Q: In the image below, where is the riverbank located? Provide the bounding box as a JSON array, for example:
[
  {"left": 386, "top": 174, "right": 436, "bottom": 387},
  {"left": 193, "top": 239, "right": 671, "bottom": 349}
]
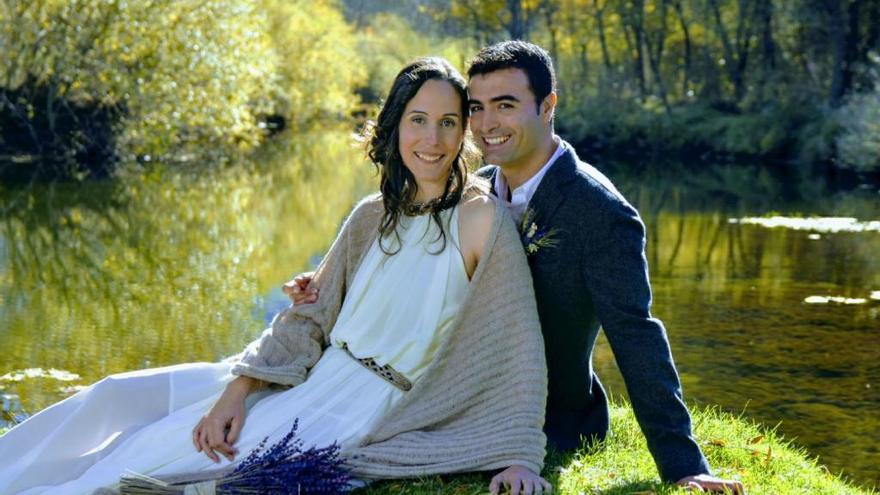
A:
[
  {"left": 0, "top": 402, "right": 872, "bottom": 493},
  {"left": 360, "top": 403, "right": 875, "bottom": 495}
]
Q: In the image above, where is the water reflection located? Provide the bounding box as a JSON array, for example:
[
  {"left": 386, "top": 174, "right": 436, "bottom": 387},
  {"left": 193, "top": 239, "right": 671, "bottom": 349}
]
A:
[
  {"left": 593, "top": 164, "right": 880, "bottom": 488},
  {"left": 0, "top": 126, "right": 372, "bottom": 420}
]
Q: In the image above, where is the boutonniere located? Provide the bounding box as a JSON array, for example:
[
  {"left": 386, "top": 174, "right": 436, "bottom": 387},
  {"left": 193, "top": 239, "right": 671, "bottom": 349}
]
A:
[{"left": 519, "top": 208, "right": 559, "bottom": 256}]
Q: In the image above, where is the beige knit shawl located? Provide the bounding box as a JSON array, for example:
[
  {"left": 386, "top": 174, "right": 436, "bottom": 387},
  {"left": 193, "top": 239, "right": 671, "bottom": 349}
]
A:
[{"left": 143, "top": 194, "right": 543, "bottom": 491}]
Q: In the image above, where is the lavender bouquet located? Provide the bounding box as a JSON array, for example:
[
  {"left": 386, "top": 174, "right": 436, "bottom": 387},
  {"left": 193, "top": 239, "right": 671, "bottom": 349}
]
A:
[{"left": 120, "top": 419, "right": 351, "bottom": 495}]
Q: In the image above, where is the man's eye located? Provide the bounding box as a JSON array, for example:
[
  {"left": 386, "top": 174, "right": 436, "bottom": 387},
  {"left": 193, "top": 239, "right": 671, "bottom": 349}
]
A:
[
  {"left": 469, "top": 105, "right": 482, "bottom": 113},
  {"left": 499, "top": 103, "right": 514, "bottom": 109}
]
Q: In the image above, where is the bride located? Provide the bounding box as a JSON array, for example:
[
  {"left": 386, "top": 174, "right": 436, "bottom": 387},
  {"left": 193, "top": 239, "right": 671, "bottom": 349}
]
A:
[{"left": 0, "top": 57, "right": 551, "bottom": 495}]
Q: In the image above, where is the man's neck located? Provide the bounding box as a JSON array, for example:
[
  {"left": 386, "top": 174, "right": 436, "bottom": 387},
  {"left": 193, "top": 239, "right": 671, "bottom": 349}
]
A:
[{"left": 501, "top": 134, "right": 559, "bottom": 191}]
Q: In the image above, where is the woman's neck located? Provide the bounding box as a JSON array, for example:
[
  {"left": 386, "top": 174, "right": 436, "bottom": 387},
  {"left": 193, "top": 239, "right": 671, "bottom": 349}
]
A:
[{"left": 413, "top": 180, "right": 446, "bottom": 203}]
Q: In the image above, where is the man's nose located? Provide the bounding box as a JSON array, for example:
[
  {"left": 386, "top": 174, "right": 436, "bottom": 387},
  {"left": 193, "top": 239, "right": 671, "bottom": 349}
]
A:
[{"left": 479, "top": 109, "right": 499, "bottom": 134}]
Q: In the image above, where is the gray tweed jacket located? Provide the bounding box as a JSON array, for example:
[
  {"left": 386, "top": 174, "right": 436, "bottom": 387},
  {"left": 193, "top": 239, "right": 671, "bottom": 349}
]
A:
[{"left": 478, "top": 139, "right": 711, "bottom": 482}]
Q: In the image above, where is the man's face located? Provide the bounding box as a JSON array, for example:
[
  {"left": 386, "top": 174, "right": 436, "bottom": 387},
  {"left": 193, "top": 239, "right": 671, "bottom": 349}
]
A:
[{"left": 468, "top": 68, "right": 552, "bottom": 170}]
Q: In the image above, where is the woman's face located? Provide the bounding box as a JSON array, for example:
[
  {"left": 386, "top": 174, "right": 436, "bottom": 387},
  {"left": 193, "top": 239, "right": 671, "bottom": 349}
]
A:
[{"left": 397, "top": 79, "right": 464, "bottom": 193}]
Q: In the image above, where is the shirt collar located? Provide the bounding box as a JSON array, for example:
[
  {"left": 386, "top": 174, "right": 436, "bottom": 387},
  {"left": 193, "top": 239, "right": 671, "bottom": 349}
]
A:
[{"left": 493, "top": 137, "right": 565, "bottom": 222}]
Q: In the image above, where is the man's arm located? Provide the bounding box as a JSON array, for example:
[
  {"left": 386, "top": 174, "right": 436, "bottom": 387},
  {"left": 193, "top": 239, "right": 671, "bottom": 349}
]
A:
[{"left": 580, "top": 197, "right": 711, "bottom": 483}]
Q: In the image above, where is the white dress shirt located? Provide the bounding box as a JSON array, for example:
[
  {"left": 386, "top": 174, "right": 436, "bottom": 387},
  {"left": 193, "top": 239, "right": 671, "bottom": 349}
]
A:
[{"left": 493, "top": 137, "right": 565, "bottom": 223}]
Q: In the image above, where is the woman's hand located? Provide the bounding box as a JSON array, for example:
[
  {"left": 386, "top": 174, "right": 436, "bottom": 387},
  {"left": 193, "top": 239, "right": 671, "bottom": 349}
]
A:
[
  {"left": 192, "top": 376, "right": 261, "bottom": 462},
  {"left": 489, "top": 465, "right": 552, "bottom": 495}
]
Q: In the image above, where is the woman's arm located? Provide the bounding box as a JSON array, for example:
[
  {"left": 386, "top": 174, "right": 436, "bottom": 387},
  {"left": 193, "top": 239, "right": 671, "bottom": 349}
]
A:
[{"left": 192, "top": 376, "right": 266, "bottom": 463}]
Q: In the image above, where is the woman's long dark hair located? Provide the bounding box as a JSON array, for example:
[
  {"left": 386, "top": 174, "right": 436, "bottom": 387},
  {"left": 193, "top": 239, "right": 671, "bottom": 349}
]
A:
[{"left": 365, "top": 57, "right": 476, "bottom": 255}]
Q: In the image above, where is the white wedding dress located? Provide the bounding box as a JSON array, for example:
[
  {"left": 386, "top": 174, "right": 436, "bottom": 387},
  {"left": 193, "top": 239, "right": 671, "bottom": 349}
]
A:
[{"left": 0, "top": 208, "right": 468, "bottom": 495}]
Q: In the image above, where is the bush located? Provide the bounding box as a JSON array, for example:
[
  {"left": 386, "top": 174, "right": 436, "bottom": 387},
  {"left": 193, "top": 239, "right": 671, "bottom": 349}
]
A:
[
  {"left": 263, "top": 0, "right": 366, "bottom": 132},
  {"left": 354, "top": 13, "right": 475, "bottom": 105},
  {"left": 0, "top": 0, "right": 366, "bottom": 179},
  {"left": 836, "top": 86, "right": 880, "bottom": 173},
  {"left": 0, "top": 0, "right": 278, "bottom": 169}
]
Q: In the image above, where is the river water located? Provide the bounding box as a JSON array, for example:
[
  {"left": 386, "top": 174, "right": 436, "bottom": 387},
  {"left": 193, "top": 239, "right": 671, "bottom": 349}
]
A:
[{"left": 1, "top": 134, "right": 878, "bottom": 488}]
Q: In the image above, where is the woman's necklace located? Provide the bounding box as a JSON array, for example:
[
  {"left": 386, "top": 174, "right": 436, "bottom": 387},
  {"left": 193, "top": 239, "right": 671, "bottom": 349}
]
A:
[{"left": 403, "top": 195, "right": 456, "bottom": 216}]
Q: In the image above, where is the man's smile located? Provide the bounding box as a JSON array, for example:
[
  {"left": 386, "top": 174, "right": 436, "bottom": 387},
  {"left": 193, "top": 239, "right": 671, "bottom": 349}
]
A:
[{"left": 482, "top": 135, "right": 511, "bottom": 146}]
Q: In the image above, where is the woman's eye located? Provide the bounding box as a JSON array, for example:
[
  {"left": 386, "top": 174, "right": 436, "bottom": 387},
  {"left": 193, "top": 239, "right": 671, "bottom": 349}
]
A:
[
  {"left": 442, "top": 119, "right": 457, "bottom": 128},
  {"left": 411, "top": 116, "right": 425, "bottom": 124}
]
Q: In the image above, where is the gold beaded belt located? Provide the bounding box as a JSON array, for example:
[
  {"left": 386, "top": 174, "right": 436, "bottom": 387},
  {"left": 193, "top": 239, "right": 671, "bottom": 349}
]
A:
[{"left": 341, "top": 343, "right": 412, "bottom": 392}]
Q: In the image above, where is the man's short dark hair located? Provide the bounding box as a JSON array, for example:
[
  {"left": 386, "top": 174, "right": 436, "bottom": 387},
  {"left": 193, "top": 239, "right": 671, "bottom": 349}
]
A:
[{"left": 467, "top": 40, "right": 556, "bottom": 110}]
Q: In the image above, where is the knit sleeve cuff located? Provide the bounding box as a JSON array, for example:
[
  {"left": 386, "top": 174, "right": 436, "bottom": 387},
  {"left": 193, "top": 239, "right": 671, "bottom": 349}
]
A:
[{"left": 229, "top": 362, "right": 306, "bottom": 388}]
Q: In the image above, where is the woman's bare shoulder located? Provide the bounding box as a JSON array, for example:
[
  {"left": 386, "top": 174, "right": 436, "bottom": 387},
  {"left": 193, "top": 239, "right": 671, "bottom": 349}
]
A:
[
  {"left": 460, "top": 190, "right": 496, "bottom": 228},
  {"left": 458, "top": 190, "right": 497, "bottom": 265}
]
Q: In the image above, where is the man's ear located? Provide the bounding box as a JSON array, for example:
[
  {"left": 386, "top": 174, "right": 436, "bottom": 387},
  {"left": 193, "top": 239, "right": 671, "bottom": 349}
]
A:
[{"left": 541, "top": 92, "right": 557, "bottom": 124}]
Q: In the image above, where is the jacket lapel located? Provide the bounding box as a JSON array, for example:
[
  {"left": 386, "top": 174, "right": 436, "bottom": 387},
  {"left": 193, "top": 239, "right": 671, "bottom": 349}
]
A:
[{"left": 527, "top": 143, "right": 578, "bottom": 223}]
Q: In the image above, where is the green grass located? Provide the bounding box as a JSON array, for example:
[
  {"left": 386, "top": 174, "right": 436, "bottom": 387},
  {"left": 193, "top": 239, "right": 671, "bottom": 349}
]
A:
[
  {"left": 357, "top": 403, "right": 874, "bottom": 495},
  {"left": 1, "top": 405, "right": 871, "bottom": 494}
]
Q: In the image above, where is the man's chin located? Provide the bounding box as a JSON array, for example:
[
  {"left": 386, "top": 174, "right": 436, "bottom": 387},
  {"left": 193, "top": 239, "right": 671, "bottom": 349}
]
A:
[{"left": 481, "top": 152, "right": 507, "bottom": 167}]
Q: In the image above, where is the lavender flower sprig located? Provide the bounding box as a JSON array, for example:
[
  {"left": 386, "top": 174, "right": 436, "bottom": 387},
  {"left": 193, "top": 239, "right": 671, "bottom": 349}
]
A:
[
  {"left": 120, "top": 419, "right": 351, "bottom": 494},
  {"left": 519, "top": 208, "right": 559, "bottom": 256}
]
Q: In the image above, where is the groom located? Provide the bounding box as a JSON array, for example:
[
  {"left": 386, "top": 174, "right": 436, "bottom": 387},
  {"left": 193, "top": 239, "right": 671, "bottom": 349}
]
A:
[{"left": 289, "top": 41, "right": 744, "bottom": 494}]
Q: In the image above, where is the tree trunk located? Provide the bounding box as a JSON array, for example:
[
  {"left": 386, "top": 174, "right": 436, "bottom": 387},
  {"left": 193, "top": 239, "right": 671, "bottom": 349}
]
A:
[
  {"left": 507, "top": 0, "right": 526, "bottom": 39},
  {"left": 620, "top": 0, "right": 647, "bottom": 99},
  {"left": 542, "top": 1, "right": 559, "bottom": 63},
  {"left": 673, "top": 0, "right": 692, "bottom": 96},
  {"left": 593, "top": 0, "right": 612, "bottom": 71},
  {"left": 756, "top": 0, "right": 777, "bottom": 69},
  {"left": 828, "top": 0, "right": 848, "bottom": 106},
  {"left": 645, "top": 0, "right": 672, "bottom": 112},
  {"left": 707, "top": 0, "right": 753, "bottom": 102}
]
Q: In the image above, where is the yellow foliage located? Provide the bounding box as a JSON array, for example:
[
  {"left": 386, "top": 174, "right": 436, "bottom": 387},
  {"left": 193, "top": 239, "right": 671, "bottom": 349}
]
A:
[
  {"left": 0, "top": 0, "right": 368, "bottom": 165},
  {"left": 355, "top": 13, "right": 475, "bottom": 105},
  {"left": 262, "top": 0, "right": 366, "bottom": 132}
]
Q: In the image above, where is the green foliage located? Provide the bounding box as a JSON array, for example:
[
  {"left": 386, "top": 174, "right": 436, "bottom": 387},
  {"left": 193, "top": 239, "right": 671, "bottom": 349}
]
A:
[
  {"left": 836, "top": 87, "right": 880, "bottom": 173},
  {"left": 358, "top": 403, "right": 874, "bottom": 495}
]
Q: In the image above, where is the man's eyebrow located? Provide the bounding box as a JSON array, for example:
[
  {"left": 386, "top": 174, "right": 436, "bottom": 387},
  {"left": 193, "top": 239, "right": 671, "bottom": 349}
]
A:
[
  {"left": 468, "top": 95, "right": 520, "bottom": 105},
  {"left": 493, "top": 95, "right": 521, "bottom": 103}
]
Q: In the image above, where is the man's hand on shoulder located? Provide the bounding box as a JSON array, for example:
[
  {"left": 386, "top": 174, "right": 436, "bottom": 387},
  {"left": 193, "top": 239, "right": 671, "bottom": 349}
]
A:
[
  {"left": 677, "top": 474, "right": 745, "bottom": 494},
  {"left": 282, "top": 271, "right": 317, "bottom": 305}
]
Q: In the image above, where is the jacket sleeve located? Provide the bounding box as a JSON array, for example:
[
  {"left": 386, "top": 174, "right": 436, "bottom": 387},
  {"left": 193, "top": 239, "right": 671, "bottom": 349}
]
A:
[
  {"left": 229, "top": 206, "right": 358, "bottom": 387},
  {"left": 581, "top": 197, "right": 711, "bottom": 482}
]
